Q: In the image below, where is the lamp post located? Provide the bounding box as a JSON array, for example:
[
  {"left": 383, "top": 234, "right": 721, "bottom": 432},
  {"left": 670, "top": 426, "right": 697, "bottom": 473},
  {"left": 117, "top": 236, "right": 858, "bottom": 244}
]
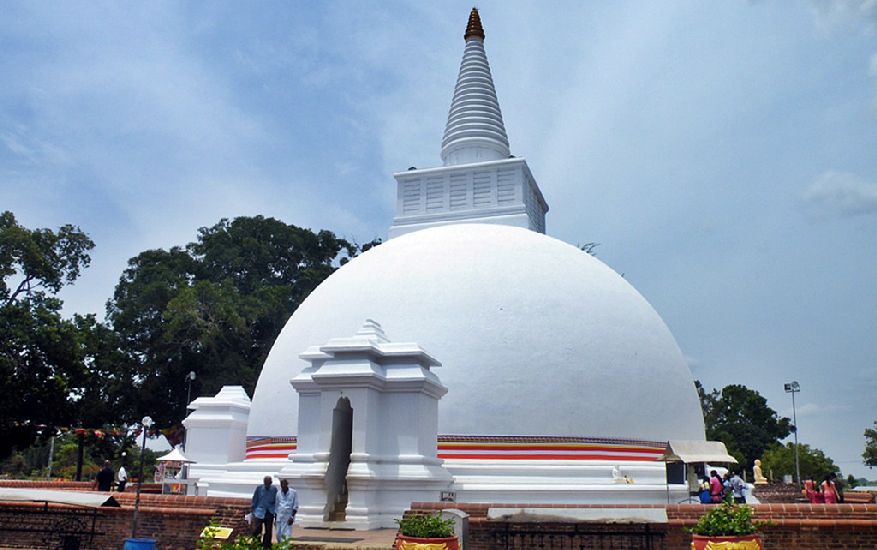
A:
[
  {"left": 182, "top": 371, "right": 196, "bottom": 484},
  {"left": 46, "top": 429, "right": 57, "bottom": 479},
  {"left": 185, "top": 371, "right": 196, "bottom": 414},
  {"left": 784, "top": 381, "right": 801, "bottom": 487},
  {"left": 131, "top": 416, "right": 153, "bottom": 539}
]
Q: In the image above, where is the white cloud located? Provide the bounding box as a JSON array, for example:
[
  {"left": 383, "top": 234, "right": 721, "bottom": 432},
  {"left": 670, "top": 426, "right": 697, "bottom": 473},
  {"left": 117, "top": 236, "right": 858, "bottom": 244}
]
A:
[
  {"left": 811, "top": 0, "right": 877, "bottom": 28},
  {"left": 781, "top": 402, "right": 852, "bottom": 418},
  {"left": 802, "top": 171, "right": 877, "bottom": 217}
]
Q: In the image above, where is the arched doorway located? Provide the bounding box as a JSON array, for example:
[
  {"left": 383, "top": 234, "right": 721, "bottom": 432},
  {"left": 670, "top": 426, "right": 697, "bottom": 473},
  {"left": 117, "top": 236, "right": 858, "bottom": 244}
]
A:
[{"left": 324, "top": 396, "right": 352, "bottom": 521}]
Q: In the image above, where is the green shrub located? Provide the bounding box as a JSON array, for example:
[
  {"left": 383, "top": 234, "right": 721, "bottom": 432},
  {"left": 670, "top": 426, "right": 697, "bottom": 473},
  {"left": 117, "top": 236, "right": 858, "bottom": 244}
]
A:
[
  {"left": 396, "top": 512, "right": 455, "bottom": 538},
  {"left": 691, "top": 500, "right": 760, "bottom": 536},
  {"left": 197, "top": 519, "right": 291, "bottom": 550}
]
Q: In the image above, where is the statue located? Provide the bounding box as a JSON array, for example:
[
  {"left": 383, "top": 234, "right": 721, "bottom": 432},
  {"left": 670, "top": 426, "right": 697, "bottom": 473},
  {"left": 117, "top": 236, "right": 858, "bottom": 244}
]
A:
[
  {"left": 753, "top": 459, "right": 768, "bottom": 485},
  {"left": 612, "top": 465, "right": 625, "bottom": 483}
]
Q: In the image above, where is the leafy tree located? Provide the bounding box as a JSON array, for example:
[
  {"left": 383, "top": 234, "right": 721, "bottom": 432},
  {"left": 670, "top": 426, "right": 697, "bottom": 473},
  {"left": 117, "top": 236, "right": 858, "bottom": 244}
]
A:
[
  {"left": 107, "top": 216, "right": 366, "bottom": 433},
  {"left": 0, "top": 211, "right": 99, "bottom": 460},
  {"left": 865, "top": 420, "right": 877, "bottom": 468},
  {"left": 0, "top": 211, "right": 95, "bottom": 307},
  {"left": 760, "top": 442, "right": 838, "bottom": 482},
  {"left": 695, "top": 381, "right": 792, "bottom": 469}
]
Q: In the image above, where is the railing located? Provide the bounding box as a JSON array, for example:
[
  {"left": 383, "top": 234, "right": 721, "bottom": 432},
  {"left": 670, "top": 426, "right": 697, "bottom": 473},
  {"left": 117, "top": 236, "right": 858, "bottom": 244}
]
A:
[
  {"left": 490, "top": 522, "right": 665, "bottom": 550},
  {"left": 0, "top": 504, "right": 100, "bottom": 550}
]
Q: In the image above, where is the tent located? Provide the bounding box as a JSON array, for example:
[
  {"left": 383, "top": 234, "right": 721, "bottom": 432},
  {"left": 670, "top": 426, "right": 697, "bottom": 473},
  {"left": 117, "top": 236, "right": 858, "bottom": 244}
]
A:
[
  {"left": 156, "top": 447, "right": 194, "bottom": 463},
  {"left": 662, "top": 440, "right": 738, "bottom": 464},
  {"left": 662, "top": 440, "right": 738, "bottom": 503}
]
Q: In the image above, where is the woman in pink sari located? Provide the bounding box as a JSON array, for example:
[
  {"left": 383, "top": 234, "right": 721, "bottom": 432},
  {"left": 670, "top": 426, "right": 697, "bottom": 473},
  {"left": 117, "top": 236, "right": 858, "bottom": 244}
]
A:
[
  {"left": 821, "top": 474, "right": 838, "bottom": 503},
  {"left": 709, "top": 470, "right": 724, "bottom": 503},
  {"left": 804, "top": 478, "right": 823, "bottom": 503}
]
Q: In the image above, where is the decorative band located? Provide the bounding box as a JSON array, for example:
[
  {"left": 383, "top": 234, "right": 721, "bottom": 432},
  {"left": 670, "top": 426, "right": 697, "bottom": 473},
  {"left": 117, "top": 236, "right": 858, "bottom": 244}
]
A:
[{"left": 243, "top": 435, "right": 666, "bottom": 462}]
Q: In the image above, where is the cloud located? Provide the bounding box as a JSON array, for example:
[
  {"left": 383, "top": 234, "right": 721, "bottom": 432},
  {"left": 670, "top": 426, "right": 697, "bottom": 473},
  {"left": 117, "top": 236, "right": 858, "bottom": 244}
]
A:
[
  {"left": 782, "top": 402, "right": 852, "bottom": 418},
  {"left": 802, "top": 171, "right": 877, "bottom": 217},
  {"left": 810, "top": 0, "right": 877, "bottom": 28}
]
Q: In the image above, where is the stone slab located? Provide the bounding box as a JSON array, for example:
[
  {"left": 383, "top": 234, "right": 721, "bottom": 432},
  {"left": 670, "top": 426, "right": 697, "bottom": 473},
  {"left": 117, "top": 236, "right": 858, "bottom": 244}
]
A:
[{"left": 487, "top": 507, "right": 668, "bottom": 524}]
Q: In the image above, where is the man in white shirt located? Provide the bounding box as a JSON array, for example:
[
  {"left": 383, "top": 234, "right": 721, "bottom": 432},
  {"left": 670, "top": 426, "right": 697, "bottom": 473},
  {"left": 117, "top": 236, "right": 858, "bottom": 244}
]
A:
[
  {"left": 729, "top": 471, "right": 746, "bottom": 504},
  {"left": 117, "top": 464, "right": 128, "bottom": 492},
  {"left": 275, "top": 479, "right": 299, "bottom": 542}
]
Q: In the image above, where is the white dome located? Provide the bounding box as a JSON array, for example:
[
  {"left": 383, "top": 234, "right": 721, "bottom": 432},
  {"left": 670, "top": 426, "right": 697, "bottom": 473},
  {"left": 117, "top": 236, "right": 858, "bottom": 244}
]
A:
[{"left": 248, "top": 224, "right": 705, "bottom": 442}]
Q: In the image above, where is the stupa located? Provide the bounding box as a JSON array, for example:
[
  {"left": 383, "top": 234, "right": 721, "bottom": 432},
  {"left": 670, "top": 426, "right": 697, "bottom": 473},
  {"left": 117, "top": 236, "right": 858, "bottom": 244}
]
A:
[{"left": 184, "top": 8, "right": 706, "bottom": 528}]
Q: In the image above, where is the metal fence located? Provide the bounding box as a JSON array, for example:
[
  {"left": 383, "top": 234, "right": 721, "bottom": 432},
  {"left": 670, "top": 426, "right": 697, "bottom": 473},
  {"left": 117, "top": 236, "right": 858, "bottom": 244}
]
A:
[
  {"left": 0, "top": 504, "right": 100, "bottom": 550},
  {"left": 489, "top": 522, "right": 666, "bottom": 550}
]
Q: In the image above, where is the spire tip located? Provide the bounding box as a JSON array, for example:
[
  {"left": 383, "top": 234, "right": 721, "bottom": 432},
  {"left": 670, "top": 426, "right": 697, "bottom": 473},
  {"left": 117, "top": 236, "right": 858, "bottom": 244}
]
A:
[{"left": 464, "top": 7, "right": 484, "bottom": 40}]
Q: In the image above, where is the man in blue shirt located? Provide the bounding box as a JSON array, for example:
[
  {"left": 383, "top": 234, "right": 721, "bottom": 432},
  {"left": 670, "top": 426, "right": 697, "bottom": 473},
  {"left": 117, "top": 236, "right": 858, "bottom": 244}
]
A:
[{"left": 251, "top": 476, "right": 278, "bottom": 548}]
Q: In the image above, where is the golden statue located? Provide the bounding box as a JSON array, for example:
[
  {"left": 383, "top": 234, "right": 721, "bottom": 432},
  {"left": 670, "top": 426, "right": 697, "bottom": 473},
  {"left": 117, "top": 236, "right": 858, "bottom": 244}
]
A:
[{"left": 753, "top": 459, "right": 768, "bottom": 485}]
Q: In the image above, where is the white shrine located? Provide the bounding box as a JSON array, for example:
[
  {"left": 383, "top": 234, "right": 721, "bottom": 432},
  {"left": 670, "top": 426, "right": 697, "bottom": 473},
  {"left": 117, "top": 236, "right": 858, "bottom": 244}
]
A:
[{"left": 184, "top": 8, "right": 709, "bottom": 529}]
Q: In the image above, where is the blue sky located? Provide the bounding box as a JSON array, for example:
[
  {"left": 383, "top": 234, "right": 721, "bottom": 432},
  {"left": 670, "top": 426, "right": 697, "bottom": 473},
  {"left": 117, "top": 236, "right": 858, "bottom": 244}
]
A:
[{"left": 2, "top": 1, "right": 876, "bottom": 478}]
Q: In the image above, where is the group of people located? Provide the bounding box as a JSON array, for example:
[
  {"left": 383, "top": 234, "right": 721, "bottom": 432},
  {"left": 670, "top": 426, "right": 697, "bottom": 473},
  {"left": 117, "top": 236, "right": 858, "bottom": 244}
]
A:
[
  {"left": 804, "top": 473, "right": 844, "bottom": 503},
  {"left": 92, "top": 460, "right": 128, "bottom": 492},
  {"left": 701, "top": 469, "right": 747, "bottom": 504},
  {"left": 250, "top": 476, "right": 299, "bottom": 548}
]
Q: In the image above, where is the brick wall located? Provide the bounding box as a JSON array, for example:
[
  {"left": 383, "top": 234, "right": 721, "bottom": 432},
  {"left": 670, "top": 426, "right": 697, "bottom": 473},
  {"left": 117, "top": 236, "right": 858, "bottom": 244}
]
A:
[
  {"left": 0, "top": 479, "right": 163, "bottom": 493},
  {"left": 410, "top": 502, "right": 877, "bottom": 550},
  {"left": 750, "top": 482, "right": 803, "bottom": 503},
  {"left": 0, "top": 482, "right": 251, "bottom": 549}
]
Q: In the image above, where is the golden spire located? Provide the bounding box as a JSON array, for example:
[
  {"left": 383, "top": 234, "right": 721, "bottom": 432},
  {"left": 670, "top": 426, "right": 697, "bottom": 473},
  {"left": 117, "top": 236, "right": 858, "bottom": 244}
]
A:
[{"left": 464, "top": 7, "right": 485, "bottom": 40}]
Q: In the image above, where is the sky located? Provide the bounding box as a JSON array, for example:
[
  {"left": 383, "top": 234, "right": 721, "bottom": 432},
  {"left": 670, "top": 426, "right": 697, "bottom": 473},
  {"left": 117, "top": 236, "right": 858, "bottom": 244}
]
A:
[{"left": 1, "top": 1, "right": 875, "bottom": 479}]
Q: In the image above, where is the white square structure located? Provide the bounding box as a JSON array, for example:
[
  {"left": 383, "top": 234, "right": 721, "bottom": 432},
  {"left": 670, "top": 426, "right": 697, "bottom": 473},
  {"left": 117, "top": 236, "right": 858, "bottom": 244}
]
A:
[{"left": 278, "top": 320, "right": 453, "bottom": 529}]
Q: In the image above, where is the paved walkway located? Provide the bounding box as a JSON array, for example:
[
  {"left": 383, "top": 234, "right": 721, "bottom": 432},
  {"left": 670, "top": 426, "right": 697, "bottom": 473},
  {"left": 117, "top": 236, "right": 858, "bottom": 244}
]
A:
[{"left": 289, "top": 526, "right": 397, "bottom": 549}]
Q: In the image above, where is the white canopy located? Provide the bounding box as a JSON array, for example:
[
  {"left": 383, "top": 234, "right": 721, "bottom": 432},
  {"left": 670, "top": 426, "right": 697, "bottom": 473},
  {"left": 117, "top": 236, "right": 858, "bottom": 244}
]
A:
[
  {"left": 662, "top": 440, "right": 738, "bottom": 464},
  {"left": 157, "top": 447, "right": 195, "bottom": 463},
  {"left": 0, "top": 488, "right": 119, "bottom": 508}
]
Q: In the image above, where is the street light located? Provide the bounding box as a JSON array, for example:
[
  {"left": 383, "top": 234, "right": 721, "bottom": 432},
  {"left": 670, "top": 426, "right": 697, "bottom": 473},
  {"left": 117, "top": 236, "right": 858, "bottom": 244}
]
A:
[
  {"left": 131, "top": 416, "right": 153, "bottom": 539},
  {"left": 784, "top": 381, "right": 801, "bottom": 488},
  {"left": 185, "top": 371, "right": 196, "bottom": 410},
  {"left": 35, "top": 427, "right": 59, "bottom": 479},
  {"left": 182, "top": 371, "right": 196, "bottom": 454}
]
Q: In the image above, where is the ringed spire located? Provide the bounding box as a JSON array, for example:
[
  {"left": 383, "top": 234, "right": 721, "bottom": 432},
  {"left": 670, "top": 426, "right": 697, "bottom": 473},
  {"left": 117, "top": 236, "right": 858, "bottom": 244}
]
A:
[
  {"left": 464, "top": 6, "right": 485, "bottom": 40},
  {"left": 441, "top": 7, "right": 510, "bottom": 166}
]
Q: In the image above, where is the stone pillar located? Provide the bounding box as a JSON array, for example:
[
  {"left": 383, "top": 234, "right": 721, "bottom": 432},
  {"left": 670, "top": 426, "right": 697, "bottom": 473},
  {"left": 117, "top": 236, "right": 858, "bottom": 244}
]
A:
[
  {"left": 279, "top": 320, "right": 453, "bottom": 529},
  {"left": 183, "top": 386, "right": 251, "bottom": 479}
]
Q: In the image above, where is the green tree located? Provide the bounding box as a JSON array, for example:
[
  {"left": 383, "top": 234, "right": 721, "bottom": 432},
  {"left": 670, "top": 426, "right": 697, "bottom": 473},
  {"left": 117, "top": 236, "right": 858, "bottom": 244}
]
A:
[
  {"left": 695, "top": 381, "right": 792, "bottom": 469},
  {"left": 865, "top": 420, "right": 877, "bottom": 468},
  {"left": 760, "top": 442, "right": 838, "bottom": 482},
  {"left": 107, "top": 216, "right": 364, "bottom": 433},
  {"left": 0, "top": 211, "right": 100, "bottom": 460},
  {"left": 0, "top": 211, "right": 95, "bottom": 307}
]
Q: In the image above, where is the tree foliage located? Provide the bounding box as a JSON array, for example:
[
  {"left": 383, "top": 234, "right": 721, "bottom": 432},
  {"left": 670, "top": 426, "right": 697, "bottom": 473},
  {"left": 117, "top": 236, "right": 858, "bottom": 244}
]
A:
[
  {"left": 0, "top": 211, "right": 376, "bottom": 464},
  {"left": 107, "top": 216, "right": 362, "bottom": 432},
  {"left": 865, "top": 420, "right": 877, "bottom": 468},
  {"left": 0, "top": 211, "right": 95, "bottom": 307},
  {"left": 760, "top": 442, "right": 838, "bottom": 482},
  {"left": 0, "top": 211, "right": 120, "bottom": 459},
  {"left": 696, "top": 381, "right": 792, "bottom": 469}
]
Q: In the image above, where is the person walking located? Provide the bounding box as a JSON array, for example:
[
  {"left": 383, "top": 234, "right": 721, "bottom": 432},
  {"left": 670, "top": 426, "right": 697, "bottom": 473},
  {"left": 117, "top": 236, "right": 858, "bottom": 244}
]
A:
[
  {"left": 821, "top": 474, "right": 838, "bottom": 504},
  {"left": 275, "top": 479, "right": 299, "bottom": 542},
  {"left": 709, "top": 470, "right": 724, "bottom": 503},
  {"left": 729, "top": 470, "right": 746, "bottom": 504},
  {"left": 804, "top": 478, "right": 824, "bottom": 503},
  {"left": 93, "top": 461, "right": 114, "bottom": 492},
  {"left": 830, "top": 472, "right": 845, "bottom": 503},
  {"left": 251, "top": 476, "right": 278, "bottom": 548},
  {"left": 117, "top": 463, "right": 128, "bottom": 492}
]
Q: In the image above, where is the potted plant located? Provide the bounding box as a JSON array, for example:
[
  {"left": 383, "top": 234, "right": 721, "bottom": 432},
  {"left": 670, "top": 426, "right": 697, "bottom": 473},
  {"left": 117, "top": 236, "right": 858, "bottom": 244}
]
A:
[
  {"left": 395, "top": 512, "right": 458, "bottom": 550},
  {"left": 690, "top": 499, "right": 764, "bottom": 550}
]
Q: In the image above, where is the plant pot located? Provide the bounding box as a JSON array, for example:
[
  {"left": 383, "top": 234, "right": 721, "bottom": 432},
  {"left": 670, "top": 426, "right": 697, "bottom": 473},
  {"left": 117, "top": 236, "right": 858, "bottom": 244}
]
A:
[
  {"left": 396, "top": 535, "right": 459, "bottom": 550},
  {"left": 691, "top": 534, "right": 763, "bottom": 550}
]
